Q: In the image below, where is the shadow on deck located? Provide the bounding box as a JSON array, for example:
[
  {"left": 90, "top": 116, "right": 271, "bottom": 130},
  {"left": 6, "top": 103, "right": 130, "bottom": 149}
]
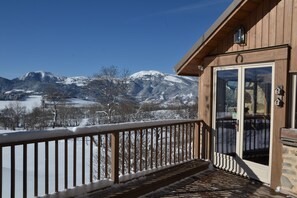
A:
[
  {"left": 47, "top": 160, "right": 287, "bottom": 198},
  {"left": 48, "top": 159, "right": 209, "bottom": 198}
]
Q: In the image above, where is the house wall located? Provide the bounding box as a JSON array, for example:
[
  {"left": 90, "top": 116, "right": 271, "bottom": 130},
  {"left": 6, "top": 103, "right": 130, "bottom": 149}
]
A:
[
  {"left": 202, "top": 47, "right": 289, "bottom": 189},
  {"left": 199, "top": 0, "right": 296, "bottom": 190},
  {"left": 210, "top": 0, "right": 297, "bottom": 72}
]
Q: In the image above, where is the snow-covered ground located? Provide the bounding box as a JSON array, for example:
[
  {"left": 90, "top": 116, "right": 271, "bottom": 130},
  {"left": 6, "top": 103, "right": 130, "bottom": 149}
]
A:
[
  {"left": 0, "top": 95, "right": 42, "bottom": 112},
  {"left": 66, "top": 98, "right": 97, "bottom": 107},
  {"left": 0, "top": 96, "right": 97, "bottom": 112}
]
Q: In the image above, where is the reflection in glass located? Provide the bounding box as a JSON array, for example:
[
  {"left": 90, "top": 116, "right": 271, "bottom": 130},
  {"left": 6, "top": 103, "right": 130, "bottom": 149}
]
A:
[
  {"left": 242, "top": 67, "right": 272, "bottom": 165},
  {"left": 215, "top": 70, "right": 238, "bottom": 156}
]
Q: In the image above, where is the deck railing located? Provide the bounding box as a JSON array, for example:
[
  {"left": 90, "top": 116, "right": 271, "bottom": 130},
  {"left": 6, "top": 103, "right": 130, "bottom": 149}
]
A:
[{"left": 0, "top": 119, "right": 209, "bottom": 198}]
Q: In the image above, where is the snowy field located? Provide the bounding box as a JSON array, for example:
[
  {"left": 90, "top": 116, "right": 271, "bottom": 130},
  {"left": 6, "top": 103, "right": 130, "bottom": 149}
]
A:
[
  {"left": 0, "top": 95, "right": 97, "bottom": 111},
  {"left": 0, "top": 95, "right": 42, "bottom": 111}
]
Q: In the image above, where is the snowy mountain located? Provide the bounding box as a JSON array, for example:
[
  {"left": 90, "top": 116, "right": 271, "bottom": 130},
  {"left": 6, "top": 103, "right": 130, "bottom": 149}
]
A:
[
  {"left": 19, "top": 71, "right": 63, "bottom": 82},
  {"left": 129, "top": 71, "right": 197, "bottom": 105},
  {"left": 62, "top": 76, "right": 90, "bottom": 87},
  {"left": 130, "top": 70, "right": 165, "bottom": 79},
  {"left": 0, "top": 70, "right": 198, "bottom": 105}
]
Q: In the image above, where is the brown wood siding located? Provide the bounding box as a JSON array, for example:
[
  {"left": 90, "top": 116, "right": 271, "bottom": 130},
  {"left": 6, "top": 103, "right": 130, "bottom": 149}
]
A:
[
  {"left": 204, "top": 46, "right": 289, "bottom": 68},
  {"left": 198, "top": 66, "right": 212, "bottom": 126},
  {"left": 269, "top": 0, "right": 277, "bottom": 46},
  {"left": 291, "top": 0, "right": 297, "bottom": 71},
  {"left": 210, "top": 0, "right": 297, "bottom": 72},
  {"left": 271, "top": 59, "right": 289, "bottom": 188}
]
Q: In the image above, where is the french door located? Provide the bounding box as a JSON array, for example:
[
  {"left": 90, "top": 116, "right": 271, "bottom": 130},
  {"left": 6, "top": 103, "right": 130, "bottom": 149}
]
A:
[{"left": 212, "top": 63, "right": 274, "bottom": 184}]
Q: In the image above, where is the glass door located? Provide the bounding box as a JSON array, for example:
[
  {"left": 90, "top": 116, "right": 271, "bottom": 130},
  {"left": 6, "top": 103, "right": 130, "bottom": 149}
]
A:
[
  {"left": 214, "top": 69, "right": 238, "bottom": 156},
  {"left": 239, "top": 66, "right": 273, "bottom": 183},
  {"left": 213, "top": 64, "right": 273, "bottom": 184}
]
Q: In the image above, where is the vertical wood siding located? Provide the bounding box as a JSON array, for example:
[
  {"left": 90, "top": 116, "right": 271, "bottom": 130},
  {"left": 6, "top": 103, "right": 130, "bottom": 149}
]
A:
[{"left": 210, "top": 0, "right": 297, "bottom": 71}]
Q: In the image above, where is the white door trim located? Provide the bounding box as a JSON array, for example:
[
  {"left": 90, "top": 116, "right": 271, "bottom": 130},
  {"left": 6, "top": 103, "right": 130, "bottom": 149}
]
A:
[{"left": 212, "top": 62, "right": 274, "bottom": 184}]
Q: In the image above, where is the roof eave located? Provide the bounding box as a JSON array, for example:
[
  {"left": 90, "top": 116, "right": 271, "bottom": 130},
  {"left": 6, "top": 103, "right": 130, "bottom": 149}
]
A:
[{"left": 174, "top": 0, "right": 245, "bottom": 76}]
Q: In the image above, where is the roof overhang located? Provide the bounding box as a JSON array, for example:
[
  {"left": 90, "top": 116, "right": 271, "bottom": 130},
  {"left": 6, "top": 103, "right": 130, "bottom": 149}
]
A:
[{"left": 174, "top": 0, "right": 260, "bottom": 76}]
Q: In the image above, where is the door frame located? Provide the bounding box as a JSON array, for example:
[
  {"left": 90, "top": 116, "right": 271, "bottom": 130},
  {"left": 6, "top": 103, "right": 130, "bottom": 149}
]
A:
[{"left": 212, "top": 62, "right": 275, "bottom": 184}]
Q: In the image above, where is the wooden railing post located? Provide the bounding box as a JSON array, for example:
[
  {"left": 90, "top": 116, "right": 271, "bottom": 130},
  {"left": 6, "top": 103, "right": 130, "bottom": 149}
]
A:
[
  {"left": 194, "top": 121, "right": 200, "bottom": 159},
  {"left": 201, "top": 122, "right": 206, "bottom": 159},
  {"left": 111, "top": 132, "right": 119, "bottom": 183},
  {"left": 207, "top": 127, "right": 212, "bottom": 160}
]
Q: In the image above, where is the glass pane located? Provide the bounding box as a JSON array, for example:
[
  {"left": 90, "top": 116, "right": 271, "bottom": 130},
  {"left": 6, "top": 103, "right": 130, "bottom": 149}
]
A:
[
  {"left": 243, "top": 67, "right": 272, "bottom": 165},
  {"left": 215, "top": 70, "right": 238, "bottom": 156}
]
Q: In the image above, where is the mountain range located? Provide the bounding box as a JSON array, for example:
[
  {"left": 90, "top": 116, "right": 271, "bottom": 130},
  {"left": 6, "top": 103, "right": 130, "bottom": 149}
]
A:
[{"left": 0, "top": 71, "right": 198, "bottom": 106}]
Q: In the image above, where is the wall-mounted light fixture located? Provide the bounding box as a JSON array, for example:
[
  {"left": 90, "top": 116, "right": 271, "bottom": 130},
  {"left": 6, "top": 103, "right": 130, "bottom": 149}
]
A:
[{"left": 234, "top": 26, "right": 245, "bottom": 45}]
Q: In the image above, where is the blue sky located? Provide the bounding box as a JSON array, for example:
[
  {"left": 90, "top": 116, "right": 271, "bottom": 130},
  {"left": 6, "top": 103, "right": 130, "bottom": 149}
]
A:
[{"left": 0, "top": 0, "right": 233, "bottom": 79}]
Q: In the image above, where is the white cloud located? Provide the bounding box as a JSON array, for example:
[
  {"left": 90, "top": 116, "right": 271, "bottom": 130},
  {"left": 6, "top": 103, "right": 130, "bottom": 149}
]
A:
[{"left": 153, "top": 0, "right": 231, "bottom": 16}]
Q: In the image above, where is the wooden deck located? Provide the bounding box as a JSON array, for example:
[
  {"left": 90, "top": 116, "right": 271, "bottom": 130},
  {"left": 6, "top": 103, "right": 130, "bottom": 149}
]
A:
[
  {"left": 49, "top": 160, "right": 210, "bottom": 198},
  {"left": 146, "top": 169, "right": 287, "bottom": 198},
  {"left": 49, "top": 160, "right": 288, "bottom": 198}
]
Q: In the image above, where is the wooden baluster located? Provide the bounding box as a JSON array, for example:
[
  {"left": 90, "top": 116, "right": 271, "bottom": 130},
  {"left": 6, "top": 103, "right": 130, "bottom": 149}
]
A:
[
  {"left": 150, "top": 128, "right": 153, "bottom": 169},
  {"left": 134, "top": 130, "right": 137, "bottom": 173},
  {"left": 185, "top": 123, "right": 188, "bottom": 160},
  {"left": 169, "top": 125, "right": 172, "bottom": 164},
  {"left": 0, "top": 147, "right": 2, "bottom": 198},
  {"left": 160, "top": 127, "right": 163, "bottom": 166},
  {"left": 82, "top": 137, "right": 85, "bottom": 184},
  {"left": 177, "top": 125, "right": 180, "bottom": 162},
  {"left": 23, "top": 144, "right": 27, "bottom": 198},
  {"left": 34, "top": 143, "right": 38, "bottom": 196},
  {"left": 179, "top": 124, "right": 185, "bottom": 161},
  {"left": 140, "top": 129, "right": 143, "bottom": 171},
  {"left": 73, "top": 137, "right": 77, "bottom": 187},
  {"left": 105, "top": 134, "right": 108, "bottom": 178},
  {"left": 128, "top": 131, "right": 131, "bottom": 173},
  {"left": 65, "top": 139, "right": 68, "bottom": 189},
  {"left": 189, "top": 123, "right": 192, "bottom": 159},
  {"left": 55, "top": 140, "right": 59, "bottom": 192},
  {"left": 11, "top": 145, "right": 15, "bottom": 198},
  {"left": 45, "top": 141, "right": 49, "bottom": 194},
  {"left": 90, "top": 136, "right": 93, "bottom": 183},
  {"left": 121, "top": 132, "right": 125, "bottom": 175},
  {"left": 155, "top": 127, "right": 158, "bottom": 168},
  {"left": 165, "top": 126, "right": 168, "bottom": 165},
  {"left": 145, "top": 129, "right": 148, "bottom": 170},
  {"left": 173, "top": 126, "right": 176, "bottom": 163},
  {"left": 97, "top": 135, "right": 101, "bottom": 180}
]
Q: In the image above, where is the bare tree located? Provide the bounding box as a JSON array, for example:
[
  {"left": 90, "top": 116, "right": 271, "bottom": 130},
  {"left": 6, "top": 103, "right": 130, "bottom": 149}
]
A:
[
  {"left": 88, "top": 66, "right": 130, "bottom": 123},
  {"left": 0, "top": 102, "right": 26, "bottom": 130},
  {"left": 25, "top": 107, "right": 51, "bottom": 130},
  {"left": 43, "top": 85, "right": 68, "bottom": 128}
]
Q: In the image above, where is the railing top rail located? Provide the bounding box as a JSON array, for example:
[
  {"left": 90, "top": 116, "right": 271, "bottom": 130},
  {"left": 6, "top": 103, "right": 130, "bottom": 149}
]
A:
[{"left": 0, "top": 119, "right": 201, "bottom": 146}]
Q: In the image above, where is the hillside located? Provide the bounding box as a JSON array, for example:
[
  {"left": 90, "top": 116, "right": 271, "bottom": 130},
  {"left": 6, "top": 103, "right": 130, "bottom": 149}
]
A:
[{"left": 0, "top": 71, "right": 198, "bottom": 106}]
